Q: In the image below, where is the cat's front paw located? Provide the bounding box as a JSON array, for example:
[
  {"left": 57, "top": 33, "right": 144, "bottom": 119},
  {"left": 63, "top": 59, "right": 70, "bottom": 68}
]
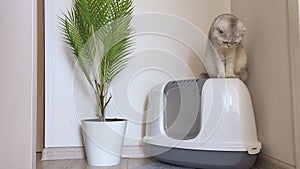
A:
[
  {"left": 217, "top": 72, "right": 226, "bottom": 78},
  {"left": 226, "top": 73, "right": 237, "bottom": 78}
]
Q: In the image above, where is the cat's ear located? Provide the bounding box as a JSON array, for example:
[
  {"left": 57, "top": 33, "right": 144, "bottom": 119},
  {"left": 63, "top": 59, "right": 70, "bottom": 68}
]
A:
[
  {"left": 238, "top": 22, "right": 247, "bottom": 34},
  {"left": 218, "top": 25, "right": 227, "bottom": 34},
  {"left": 218, "top": 27, "right": 224, "bottom": 34},
  {"left": 240, "top": 25, "right": 247, "bottom": 33}
]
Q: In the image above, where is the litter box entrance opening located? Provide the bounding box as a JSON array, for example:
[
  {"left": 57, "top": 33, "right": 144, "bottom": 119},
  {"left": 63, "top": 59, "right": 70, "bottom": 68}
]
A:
[{"left": 163, "top": 79, "right": 206, "bottom": 140}]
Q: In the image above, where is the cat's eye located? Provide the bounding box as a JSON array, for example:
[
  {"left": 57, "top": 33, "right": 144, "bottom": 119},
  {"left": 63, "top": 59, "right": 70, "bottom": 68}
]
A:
[
  {"left": 223, "top": 41, "right": 228, "bottom": 44},
  {"left": 219, "top": 30, "right": 224, "bottom": 34}
]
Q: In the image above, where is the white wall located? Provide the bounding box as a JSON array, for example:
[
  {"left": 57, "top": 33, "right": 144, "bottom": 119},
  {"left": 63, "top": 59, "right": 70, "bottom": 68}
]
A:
[
  {"left": 231, "top": 0, "right": 296, "bottom": 165},
  {"left": 45, "top": 0, "right": 230, "bottom": 148},
  {"left": 0, "top": 0, "right": 36, "bottom": 169},
  {"left": 133, "top": 0, "right": 231, "bottom": 34}
]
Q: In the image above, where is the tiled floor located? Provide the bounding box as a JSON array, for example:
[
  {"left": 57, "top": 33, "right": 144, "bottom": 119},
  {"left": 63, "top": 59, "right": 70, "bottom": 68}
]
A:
[
  {"left": 37, "top": 153, "right": 259, "bottom": 169},
  {"left": 36, "top": 153, "right": 157, "bottom": 169}
]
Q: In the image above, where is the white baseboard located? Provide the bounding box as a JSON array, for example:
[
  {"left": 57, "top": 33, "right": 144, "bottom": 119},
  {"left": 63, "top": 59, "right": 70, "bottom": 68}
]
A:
[
  {"left": 41, "top": 145, "right": 150, "bottom": 161},
  {"left": 255, "top": 153, "right": 296, "bottom": 169},
  {"left": 122, "top": 145, "right": 151, "bottom": 158},
  {"left": 42, "top": 147, "right": 85, "bottom": 160}
]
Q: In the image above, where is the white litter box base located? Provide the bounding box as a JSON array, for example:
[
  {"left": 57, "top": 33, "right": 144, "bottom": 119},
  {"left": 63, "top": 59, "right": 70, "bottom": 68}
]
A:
[{"left": 146, "top": 144, "right": 257, "bottom": 169}]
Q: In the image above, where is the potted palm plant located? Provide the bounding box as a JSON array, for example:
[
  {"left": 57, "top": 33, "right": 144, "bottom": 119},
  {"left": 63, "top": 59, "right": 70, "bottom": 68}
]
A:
[{"left": 59, "top": 0, "right": 134, "bottom": 166}]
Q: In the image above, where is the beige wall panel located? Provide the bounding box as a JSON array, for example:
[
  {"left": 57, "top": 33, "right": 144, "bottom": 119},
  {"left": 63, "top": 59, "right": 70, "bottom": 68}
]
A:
[{"left": 231, "top": 0, "right": 296, "bottom": 165}]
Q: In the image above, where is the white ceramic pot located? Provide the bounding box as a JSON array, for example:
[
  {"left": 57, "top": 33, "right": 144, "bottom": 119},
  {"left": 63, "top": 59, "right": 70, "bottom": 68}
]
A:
[{"left": 81, "top": 119, "right": 127, "bottom": 166}]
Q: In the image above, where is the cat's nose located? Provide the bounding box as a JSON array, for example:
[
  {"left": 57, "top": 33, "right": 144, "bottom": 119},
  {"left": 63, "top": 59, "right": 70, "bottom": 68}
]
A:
[{"left": 227, "top": 44, "right": 232, "bottom": 47}]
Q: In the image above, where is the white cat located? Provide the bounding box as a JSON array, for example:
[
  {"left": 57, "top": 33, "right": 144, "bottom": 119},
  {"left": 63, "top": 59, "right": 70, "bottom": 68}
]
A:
[{"left": 203, "top": 14, "right": 248, "bottom": 82}]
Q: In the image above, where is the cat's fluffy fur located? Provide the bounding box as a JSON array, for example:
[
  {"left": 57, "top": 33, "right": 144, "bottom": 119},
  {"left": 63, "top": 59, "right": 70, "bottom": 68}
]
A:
[{"left": 204, "top": 14, "right": 248, "bottom": 82}]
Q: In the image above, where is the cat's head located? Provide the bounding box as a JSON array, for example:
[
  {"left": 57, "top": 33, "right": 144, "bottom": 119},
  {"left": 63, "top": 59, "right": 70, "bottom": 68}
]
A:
[{"left": 210, "top": 14, "right": 247, "bottom": 48}]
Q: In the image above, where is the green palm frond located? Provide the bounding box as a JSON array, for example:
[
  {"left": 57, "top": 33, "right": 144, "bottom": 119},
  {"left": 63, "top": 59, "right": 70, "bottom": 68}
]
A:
[
  {"left": 60, "top": 0, "right": 134, "bottom": 120},
  {"left": 96, "top": 15, "right": 134, "bottom": 84},
  {"left": 90, "top": 0, "right": 111, "bottom": 30}
]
